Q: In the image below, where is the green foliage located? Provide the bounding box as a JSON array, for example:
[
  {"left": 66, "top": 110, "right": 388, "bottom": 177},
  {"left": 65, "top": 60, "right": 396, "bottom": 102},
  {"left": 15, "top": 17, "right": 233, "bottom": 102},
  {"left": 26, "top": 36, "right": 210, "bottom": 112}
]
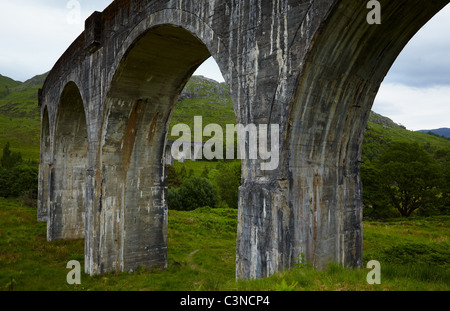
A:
[
  {"left": 361, "top": 162, "right": 395, "bottom": 219},
  {"left": 169, "top": 160, "right": 241, "bottom": 210},
  {"left": 1, "top": 71, "right": 449, "bottom": 218},
  {"left": 275, "top": 279, "right": 298, "bottom": 291},
  {"left": 362, "top": 142, "right": 448, "bottom": 218},
  {"left": 166, "top": 165, "right": 182, "bottom": 188},
  {"left": 293, "top": 253, "right": 312, "bottom": 269},
  {"left": 211, "top": 161, "right": 241, "bottom": 209},
  {"left": 168, "top": 188, "right": 183, "bottom": 210},
  {"left": 1, "top": 142, "right": 22, "bottom": 169},
  {"left": 0, "top": 142, "right": 38, "bottom": 202},
  {"left": 382, "top": 143, "right": 444, "bottom": 217},
  {"left": 169, "top": 176, "right": 217, "bottom": 211}
]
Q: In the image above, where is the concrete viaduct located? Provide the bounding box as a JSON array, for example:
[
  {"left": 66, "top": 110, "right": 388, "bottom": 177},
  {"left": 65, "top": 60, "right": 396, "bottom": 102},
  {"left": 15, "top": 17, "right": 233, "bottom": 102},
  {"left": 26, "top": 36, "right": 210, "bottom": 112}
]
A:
[{"left": 38, "top": 0, "right": 449, "bottom": 279}]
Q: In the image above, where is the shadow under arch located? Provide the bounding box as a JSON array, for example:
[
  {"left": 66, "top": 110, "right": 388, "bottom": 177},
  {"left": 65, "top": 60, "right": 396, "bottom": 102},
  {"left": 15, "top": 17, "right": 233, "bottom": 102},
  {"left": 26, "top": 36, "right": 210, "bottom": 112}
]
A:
[
  {"left": 98, "top": 24, "right": 233, "bottom": 274},
  {"left": 287, "top": 0, "right": 449, "bottom": 270},
  {"left": 38, "top": 105, "right": 51, "bottom": 222},
  {"left": 48, "top": 81, "right": 89, "bottom": 241}
]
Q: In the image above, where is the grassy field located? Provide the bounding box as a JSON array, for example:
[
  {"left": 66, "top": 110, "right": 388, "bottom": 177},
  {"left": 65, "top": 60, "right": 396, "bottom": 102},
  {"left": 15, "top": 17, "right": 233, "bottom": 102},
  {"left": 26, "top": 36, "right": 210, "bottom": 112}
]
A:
[{"left": 1, "top": 197, "right": 449, "bottom": 291}]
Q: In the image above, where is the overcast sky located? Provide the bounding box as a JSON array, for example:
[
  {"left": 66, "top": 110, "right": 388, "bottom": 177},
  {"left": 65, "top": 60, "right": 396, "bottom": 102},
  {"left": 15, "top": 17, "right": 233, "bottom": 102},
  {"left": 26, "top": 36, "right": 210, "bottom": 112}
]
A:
[{"left": 0, "top": 1, "right": 449, "bottom": 131}]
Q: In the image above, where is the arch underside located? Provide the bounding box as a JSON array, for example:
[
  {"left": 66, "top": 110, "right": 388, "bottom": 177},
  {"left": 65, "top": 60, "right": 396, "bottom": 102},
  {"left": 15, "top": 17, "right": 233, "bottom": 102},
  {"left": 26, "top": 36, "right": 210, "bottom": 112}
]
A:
[
  {"left": 288, "top": 0, "right": 449, "bottom": 269},
  {"left": 98, "top": 25, "right": 212, "bottom": 272},
  {"left": 38, "top": 106, "right": 50, "bottom": 222},
  {"left": 48, "top": 82, "right": 88, "bottom": 241}
]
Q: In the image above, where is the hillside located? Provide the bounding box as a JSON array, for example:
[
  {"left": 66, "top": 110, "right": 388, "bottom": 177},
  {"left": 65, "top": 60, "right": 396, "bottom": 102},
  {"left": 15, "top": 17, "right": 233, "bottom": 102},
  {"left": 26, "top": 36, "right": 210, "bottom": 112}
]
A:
[
  {"left": 0, "top": 73, "right": 47, "bottom": 161},
  {"left": 417, "top": 128, "right": 450, "bottom": 138},
  {"left": 0, "top": 74, "right": 22, "bottom": 99},
  {"left": 169, "top": 75, "right": 235, "bottom": 142},
  {"left": 0, "top": 73, "right": 449, "bottom": 162},
  {"left": 362, "top": 111, "right": 450, "bottom": 163}
]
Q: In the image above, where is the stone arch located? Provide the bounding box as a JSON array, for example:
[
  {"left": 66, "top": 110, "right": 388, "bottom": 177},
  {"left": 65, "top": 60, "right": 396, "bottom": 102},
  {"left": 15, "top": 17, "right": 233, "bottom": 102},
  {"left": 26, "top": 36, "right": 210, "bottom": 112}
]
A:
[
  {"left": 38, "top": 105, "right": 51, "bottom": 222},
  {"left": 104, "top": 8, "right": 233, "bottom": 115},
  {"left": 48, "top": 82, "right": 89, "bottom": 241},
  {"left": 96, "top": 23, "right": 231, "bottom": 274},
  {"left": 286, "top": 0, "right": 449, "bottom": 269}
]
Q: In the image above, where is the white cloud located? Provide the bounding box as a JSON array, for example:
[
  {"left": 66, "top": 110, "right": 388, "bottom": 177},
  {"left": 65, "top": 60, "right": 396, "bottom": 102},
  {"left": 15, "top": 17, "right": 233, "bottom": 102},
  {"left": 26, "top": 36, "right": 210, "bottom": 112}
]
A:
[
  {"left": 0, "top": 0, "right": 112, "bottom": 81},
  {"left": 384, "top": 4, "right": 450, "bottom": 88},
  {"left": 373, "top": 83, "right": 450, "bottom": 131},
  {"left": 372, "top": 4, "right": 450, "bottom": 130}
]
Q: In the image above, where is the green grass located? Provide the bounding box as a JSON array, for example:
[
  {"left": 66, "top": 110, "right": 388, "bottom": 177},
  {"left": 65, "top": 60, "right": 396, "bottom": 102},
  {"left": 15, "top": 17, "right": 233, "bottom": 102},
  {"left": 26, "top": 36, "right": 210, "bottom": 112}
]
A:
[
  {"left": 172, "top": 159, "right": 241, "bottom": 177},
  {"left": 1, "top": 198, "right": 449, "bottom": 291}
]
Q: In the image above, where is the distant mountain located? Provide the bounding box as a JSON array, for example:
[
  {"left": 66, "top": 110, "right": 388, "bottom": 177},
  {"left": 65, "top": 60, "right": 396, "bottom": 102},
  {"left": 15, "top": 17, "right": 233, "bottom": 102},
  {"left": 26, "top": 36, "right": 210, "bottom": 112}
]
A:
[
  {"left": 179, "top": 75, "right": 229, "bottom": 101},
  {"left": 368, "top": 111, "right": 406, "bottom": 130},
  {"left": 416, "top": 128, "right": 450, "bottom": 138}
]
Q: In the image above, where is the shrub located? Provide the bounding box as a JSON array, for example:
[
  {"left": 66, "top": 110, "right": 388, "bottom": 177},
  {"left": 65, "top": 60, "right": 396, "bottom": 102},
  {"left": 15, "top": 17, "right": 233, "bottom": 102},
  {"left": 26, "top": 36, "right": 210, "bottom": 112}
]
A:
[
  {"left": 170, "top": 176, "right": 217, "bottom": 211},
  {"left": 168, "top": 188, "right": 183, "bottom": 210},
  {"left": 213, "top": 161, "right": 241, "bottom": 209},
  {"left": 0, "top": 142, "right": 38, "bottom": 202},
  {"left": 166, "top": 165, "right": 182, "bottom": 188}
]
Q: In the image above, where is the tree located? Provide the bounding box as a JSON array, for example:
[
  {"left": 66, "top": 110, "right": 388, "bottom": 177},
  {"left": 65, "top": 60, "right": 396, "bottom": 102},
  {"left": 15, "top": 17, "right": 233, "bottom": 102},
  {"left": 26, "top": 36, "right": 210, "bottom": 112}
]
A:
[
  {"left": 434, "top": 149, "right": 450, "bottom": 215},
  {"left": 1, "top": 142, "right": 22, "bottom": 169},
  {"left": 377, "top": 142, "right": 443, "bottom": 217},
  {"left": 0, "top": 168, "right": 12, "bottom": 197},
  {"left": 168, "top": 188, "right": 183, "bottom": 210},
  {"left": 173, "top": 176, "right": 217, "bottom": 211},
  {"left": 213, "top": 161, "right": 241, "bottom": 209},
  {"left": 0, "top": 142, "right": 38, "bottom": 201},
  {"left": 10, "top": 163, "right": 38, "bottom": 198},
  {"left": 361, "top": 162, "right": 395, "bottom": 219},
  {"left": 167, "top": 165, "right": 182, "bottom": 188}
]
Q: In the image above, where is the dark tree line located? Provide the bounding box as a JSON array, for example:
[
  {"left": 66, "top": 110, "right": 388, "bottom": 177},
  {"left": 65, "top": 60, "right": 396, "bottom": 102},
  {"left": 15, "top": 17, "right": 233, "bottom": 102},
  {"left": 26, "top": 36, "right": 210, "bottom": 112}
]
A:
[
  {"left": 0, "top": 142, "right": 38, "bottom": 204},
  {"left": 361, "top": 142, "right": 450, "bottom": 219}
]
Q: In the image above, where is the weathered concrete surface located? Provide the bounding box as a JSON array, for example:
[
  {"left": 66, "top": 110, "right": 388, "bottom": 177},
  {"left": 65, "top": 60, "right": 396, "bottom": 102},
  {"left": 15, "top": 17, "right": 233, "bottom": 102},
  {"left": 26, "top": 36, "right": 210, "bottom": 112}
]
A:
[{"left": 38, "top": 0, "right": 449, "bottom": 278}]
